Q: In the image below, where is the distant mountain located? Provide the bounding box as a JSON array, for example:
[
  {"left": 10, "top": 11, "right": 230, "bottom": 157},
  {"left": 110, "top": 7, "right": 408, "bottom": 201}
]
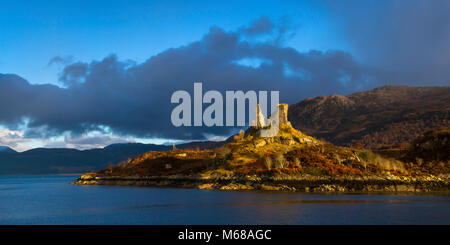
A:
[
  {"left": 177, "top": 137, "right": 233, "bottom": 150},
  {"left": 288, "top": 85, "right": 450, "bottom": 149},
  {"left": 0, "top": 141, "right": 225, "bottom": 175},
  {"left": 0, "top": 146, "right": 16, "bottom": 154}
]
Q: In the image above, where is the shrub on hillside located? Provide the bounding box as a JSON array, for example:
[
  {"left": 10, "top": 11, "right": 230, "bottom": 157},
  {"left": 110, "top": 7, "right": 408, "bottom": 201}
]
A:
[
  {"left": 263, "top": 156, "right": 273, "bottom": 170},
  {"left": 359, "top": 150, "right": 405, "bottom": 172},
  {"left": 358, "top": 151, "right": 377, "bottom": 162},
  {"left": 215, "top": 147, "right": 232, "bottom": 162},
  {"left": 292, "top": 157, "right": 301, "bottom": 168},
  {"left": 273, "top": 153, "right": 288, "bottom": 168},
  {"left": 233, "top": 130, "right": 246, "bottom": 141}
]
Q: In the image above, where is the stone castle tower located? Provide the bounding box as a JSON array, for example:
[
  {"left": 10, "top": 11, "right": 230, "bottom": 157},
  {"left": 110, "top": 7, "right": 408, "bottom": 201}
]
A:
[
  {"left": 255, "top": 103, "right": 289, "bottom": 128},
  {"left": 256, "top": 104, "right": 266, "bottom": 128},
  {"left": 277, "top": 103, "right": 289, "bottom": 124}
]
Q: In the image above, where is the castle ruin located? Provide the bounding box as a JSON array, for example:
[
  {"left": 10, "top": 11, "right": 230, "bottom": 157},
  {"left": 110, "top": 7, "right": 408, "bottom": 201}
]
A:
[{"left": 255, "top": 103, "right": 289, "bottom": 128}]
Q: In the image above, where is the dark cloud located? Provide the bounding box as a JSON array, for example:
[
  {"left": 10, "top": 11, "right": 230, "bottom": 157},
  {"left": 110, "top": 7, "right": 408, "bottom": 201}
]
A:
[
  {"left": 47, "top": 55, "right": 74, "bottom": 66},
  {"left": 240, "top": 16, "right": 297, "bottom": 45},
  {"left": 1, "top": 10, "right": 446, "bottom": 141},
  {"left": 241, "top": 16, "right": 274, "bottom": 35},
  {"left": 325, "top": 0, "right": 450, "bottom": 85},
  {"left": 59, "top": 62, "right": 88, "bottom": 86}
]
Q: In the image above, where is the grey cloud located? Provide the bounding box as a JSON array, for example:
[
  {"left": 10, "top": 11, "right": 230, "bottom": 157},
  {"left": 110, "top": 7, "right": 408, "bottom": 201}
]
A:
[
  {"left": 64, "top": 134, "right": 134, "bottom": 146},
  {"left": 242, "top": 16, "right": 274, "bottom": 35},
  {"left": 240, "top": 16, "right": 297, "bottom": 45},
  {"left": 43, "top": 133, "right": 135, "bottom": 150},
  {"left": 325, "top": 0, "right": 450, "bottom": 85},
  {"left": 47, "top": 55, "right": 74, "bottom": 66},
  {"left": 59, "top": 62, "right": 88, "bottom": 86}
]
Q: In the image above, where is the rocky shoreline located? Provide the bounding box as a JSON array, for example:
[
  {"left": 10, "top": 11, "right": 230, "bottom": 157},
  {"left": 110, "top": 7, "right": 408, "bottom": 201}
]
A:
[{"left": 72, "top": 174, "right": 450, "bottom": 193}]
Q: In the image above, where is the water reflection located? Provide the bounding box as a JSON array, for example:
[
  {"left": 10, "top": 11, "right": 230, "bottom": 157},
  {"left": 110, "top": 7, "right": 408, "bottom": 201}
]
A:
[{"left": 0, "top": 175, "right": 449, "bottom": 225}]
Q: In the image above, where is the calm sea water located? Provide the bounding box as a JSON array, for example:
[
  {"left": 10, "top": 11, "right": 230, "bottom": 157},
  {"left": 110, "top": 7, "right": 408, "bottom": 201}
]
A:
[{"left": 0, "top": 175, "right": 449, "bottom": 225}]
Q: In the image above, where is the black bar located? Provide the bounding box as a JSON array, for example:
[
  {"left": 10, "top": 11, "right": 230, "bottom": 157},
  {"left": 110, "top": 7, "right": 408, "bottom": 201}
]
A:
[{"left": 0, "top": 225, "right": 448, "bottom": 243}]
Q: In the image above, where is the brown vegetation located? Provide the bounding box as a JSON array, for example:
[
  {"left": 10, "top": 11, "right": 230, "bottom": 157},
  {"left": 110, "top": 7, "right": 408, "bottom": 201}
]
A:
[{"left": 375, "top": 127, "right": 450, "bottom": 176}]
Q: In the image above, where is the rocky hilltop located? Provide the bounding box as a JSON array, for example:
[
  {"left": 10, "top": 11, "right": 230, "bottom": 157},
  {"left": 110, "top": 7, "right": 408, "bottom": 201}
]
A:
[
  {"left": 289, "top": 85, "right": 450, "bottom": 149},
  {"left": 74, "top": 104, "right": 449, "bottom": 192}
]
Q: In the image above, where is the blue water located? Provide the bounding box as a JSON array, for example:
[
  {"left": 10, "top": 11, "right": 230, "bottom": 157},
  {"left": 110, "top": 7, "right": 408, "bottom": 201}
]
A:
[{"left": 0, "top": 175, "right": 449, "bottom": 224}]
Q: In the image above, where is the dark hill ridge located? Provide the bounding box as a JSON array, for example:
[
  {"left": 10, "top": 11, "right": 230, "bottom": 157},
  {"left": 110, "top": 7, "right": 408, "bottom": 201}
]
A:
[
  {"left": 289, "top": 85, "right": 450, "bottom": 149},
  {"left": 0, "top": 146, "right": 16, "bottom": 154},
  {"left": 0, "top": 141, "right": 226, "bottom": 175}
]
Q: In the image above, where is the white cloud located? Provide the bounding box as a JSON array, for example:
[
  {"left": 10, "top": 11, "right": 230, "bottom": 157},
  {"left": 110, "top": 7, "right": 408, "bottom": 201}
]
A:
[
  {"left": 0, "top": 128, "right": 30, "bottom": 151},
  {"left": 0, "top": 127, "right": 139, "bottom": 151},
  {"left": 44, "top": 132, "right": 137, "bottom": 150}
]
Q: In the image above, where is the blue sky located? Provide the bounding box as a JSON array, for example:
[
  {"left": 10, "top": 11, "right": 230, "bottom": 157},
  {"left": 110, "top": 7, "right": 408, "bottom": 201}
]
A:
[
  {"left": 0, "top": 0, "right": 449, "bottom": 151},
  {"left": 0, "top": 0, "right": 348, "bottom": 85}
]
